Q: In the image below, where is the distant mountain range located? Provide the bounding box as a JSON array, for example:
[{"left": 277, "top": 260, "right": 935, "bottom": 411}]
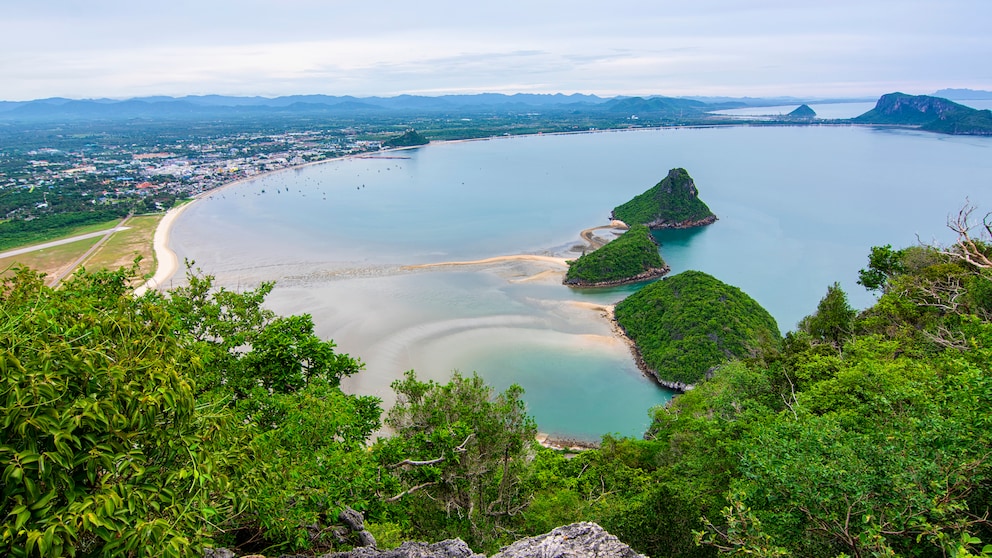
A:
[
  {"left": 933, "top": 88, "right": 992, "bottom": 100},
  {"left": 0, "top": 93, "right": 613, "bottom": 119},
  {"left": 3, "top": 91, "right": 990, "bottom": 136},
  {"left": 0, "top": 92, "right": 865, "bottom": 121}
]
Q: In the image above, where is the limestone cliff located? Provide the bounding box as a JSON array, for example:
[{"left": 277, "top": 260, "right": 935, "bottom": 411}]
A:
[{"left": 853, "top": 92, "right": 992, "bottom": 135}]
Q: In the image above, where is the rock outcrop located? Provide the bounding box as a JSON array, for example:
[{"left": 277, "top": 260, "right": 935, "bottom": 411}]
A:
[
  {"left": 852, "top": 92, "right": 992, "bottom": 135},
  {"left": 492, "top": 522, "right": 646, "bottom": 558},
  {"left": 263, "top": 522, "right": 641, "bottom": 558},
  {"left": 322, "top": 539, "right": 483, "bottom": 558},
  {"left": 854, "top": 92, "right": 971, "bottom": 125}
]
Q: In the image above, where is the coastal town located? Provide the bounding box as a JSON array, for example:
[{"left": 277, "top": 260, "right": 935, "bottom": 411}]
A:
[{"left": 1, "top": 127, "right": 384, "bottom": 226}]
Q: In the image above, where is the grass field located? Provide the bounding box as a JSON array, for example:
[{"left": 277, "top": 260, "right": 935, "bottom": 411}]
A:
[
  {"left": 0, "top": 236, "right": 102, "bottom": 282},
  {"left": 0, "top": 213, "right": 163, "bottom": 286},
  {"left": 83, "top": 214, "right": 160, "bottom": 281}
]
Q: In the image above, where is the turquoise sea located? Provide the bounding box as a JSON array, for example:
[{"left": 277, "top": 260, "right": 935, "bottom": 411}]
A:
[{"left": 170, "top": 125, "right": 992, "bottom": 440}]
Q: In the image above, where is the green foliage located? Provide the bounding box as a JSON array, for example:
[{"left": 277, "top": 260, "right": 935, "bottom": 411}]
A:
[
  {"left": 615, "top": 270, "right": 781, "bottom": 385},
  {"left": 0, "top": 263, "right": 380, "bottom": 556},
  {"left": 797, "top": 282, "right": 856, "bottom": 347},
  {"left": 564, "top": 224, "right": 666, "bottom": 285},
  {"left": 0, "top": 266, "right": 236, "bottom": 557},
  {"left": 857, "top": 244, "right": 906, "bottom": 292},
  {"left": 9, "top": 215, "right": 992, "bottom": 558},
  {"left": 730, "top": 348, "right": 992, "bottom": 557},
  {"left": 383, "top": 129, "right": 429, "bottom": 147},
  {"left": 374, "top": 371, "right": 537, "bottom": 551},
  {"left": 692, "top": 243, "right": 992, "bottom": 557},
  {"left": 162, "top": 264, "right": 363, "bottom": 398},
  {"left": 236, "top": 380, "right": 381, "bottom": 550},
  {"left": 612, "top": 168, "right": 716, "bottom": 227},
  {"left": 159, "top": 265, "right": 377, "bottom": 553}
]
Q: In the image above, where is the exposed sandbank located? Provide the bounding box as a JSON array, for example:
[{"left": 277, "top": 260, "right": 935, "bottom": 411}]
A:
[{"left": 403, "top": 254, "right": 570, "bottom": 270}]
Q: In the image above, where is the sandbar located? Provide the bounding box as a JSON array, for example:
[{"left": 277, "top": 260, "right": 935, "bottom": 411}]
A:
[{"left": 403, "top": 254, "right": 570, "bottom": 270}]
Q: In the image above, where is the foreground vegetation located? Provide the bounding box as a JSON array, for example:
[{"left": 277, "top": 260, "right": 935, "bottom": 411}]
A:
[{"left": 4, "top": 207, "right": 992, "bottom": 557}]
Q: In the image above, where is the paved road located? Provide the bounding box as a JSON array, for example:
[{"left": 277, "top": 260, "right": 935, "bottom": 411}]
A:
[{"left": 0, "top": 225, "right": 130, "bottom": 260}]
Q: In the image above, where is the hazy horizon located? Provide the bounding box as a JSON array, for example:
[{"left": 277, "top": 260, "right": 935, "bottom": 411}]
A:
[
  {"left": 3, "top": 1, "right": 990, "bottom": 102},
  {"left": 2, "top": 90, "right": 889, "bottom": 104}
]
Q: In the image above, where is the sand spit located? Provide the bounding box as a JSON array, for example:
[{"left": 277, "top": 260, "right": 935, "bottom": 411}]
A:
[{"left": 403, "top": 254, "right": 570, "bottom": 270}]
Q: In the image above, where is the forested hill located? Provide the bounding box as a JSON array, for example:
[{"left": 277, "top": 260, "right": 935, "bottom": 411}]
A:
[
  {"left": 563, "top": 224, "right": 668, "bottom": 286},
  {"left": 614, "top": 270, "right": 781, "bottom": 388},
  {"left": 611, "top": 168, "right": 717, "bottom": 228},
  {"left": 383, "top": 129, "right": 430, "bottom": 147}
]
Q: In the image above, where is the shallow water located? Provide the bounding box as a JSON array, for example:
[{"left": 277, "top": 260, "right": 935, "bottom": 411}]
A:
[{"left": 170, "top": 125, "right": 992, "bottom": 440}]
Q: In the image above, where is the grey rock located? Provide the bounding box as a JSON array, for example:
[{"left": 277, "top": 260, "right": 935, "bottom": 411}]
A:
[
  {"left": 491, "top": 522, "right": 646, "bottom": 558},
  {"left": 322, "top": 538, "right": 483, "bottom": 558},
  {"left": 339, "top": 506, "right": 377, "bottom": 548},
  {"left": 203, "top": 549, "right": 237, "bottom": 558}
]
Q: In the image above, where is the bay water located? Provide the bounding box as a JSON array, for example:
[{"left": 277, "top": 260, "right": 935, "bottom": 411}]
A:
[{"left": 170, "top": 125, "right": 992, "bottom": 440}]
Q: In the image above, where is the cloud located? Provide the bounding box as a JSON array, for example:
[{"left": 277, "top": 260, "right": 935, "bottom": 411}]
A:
[{"left": 1, "top": 0, "right": 991, "bottom": 99}]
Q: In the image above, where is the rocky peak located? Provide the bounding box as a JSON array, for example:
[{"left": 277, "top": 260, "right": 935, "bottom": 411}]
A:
[{"left": 660, "top": 167, "right": 696, "bottom": 196}]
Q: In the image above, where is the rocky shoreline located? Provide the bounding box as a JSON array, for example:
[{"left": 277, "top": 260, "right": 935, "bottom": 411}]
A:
[
  {"left": 642, "top": 213, "right": 718, "bottom": 229},
  {"left": 612, "top": 316, "right": 695, "bottom": 393},
  {"left": 562, "top": 264, "right": 670, "bottom": 287}
]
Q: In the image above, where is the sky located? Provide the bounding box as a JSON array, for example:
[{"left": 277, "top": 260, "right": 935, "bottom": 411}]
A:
[{"left": 2, "top": 0, "right": 991, "bottom": 101}]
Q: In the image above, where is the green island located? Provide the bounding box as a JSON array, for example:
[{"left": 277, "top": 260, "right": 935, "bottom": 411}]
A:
[
  {"left": 563, "top": 224, "right": 669, "bottom": 287},
  {"left": 614, "top": 270, "right": 782, "bottom": 389},
  {"left": 6, "top": 211, "right": 992, "bottom": 557},
  {"left": 611, "top": 167, "right": 717, "bottom": 229}
]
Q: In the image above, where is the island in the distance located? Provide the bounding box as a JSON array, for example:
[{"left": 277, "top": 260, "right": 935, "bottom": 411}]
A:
[
  {"left": 611, "top": 167, "right": 717, "bottom": 229},
  {"left": 853, "top": 92, "right": 992, "bottom": 136},
  {"left": 787, "top": 103, "right": 817, "bottom": 120},
  {"left": 563, "top": 224, "right": 669, "bottom": 287}
]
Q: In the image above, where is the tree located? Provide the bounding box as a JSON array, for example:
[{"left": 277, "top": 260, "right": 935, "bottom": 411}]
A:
[
  {"left": 235, "top": 380, "right": 382, "bottom": 551},
  {"left": 159, "top": 265, "right": 375, "bottom": 553},
  {"left": 1, "top": 266, "right": 236, "bottom": 557},
  {"left": 375, "top": 371, "right": 536, "bottom": 547},
  {"left": 857, "top": 244, "right": 905, "bottom": 292},
  {"left": 161, "top": 264, "right": 363, "bottom": 398},
  {"left": 798, "top": 282, "right": 856, "bottom": 348}
]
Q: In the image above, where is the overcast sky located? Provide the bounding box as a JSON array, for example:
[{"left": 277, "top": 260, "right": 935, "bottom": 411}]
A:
[{"left": 2, "top": 0, "right": 990, "bottom": 101}]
